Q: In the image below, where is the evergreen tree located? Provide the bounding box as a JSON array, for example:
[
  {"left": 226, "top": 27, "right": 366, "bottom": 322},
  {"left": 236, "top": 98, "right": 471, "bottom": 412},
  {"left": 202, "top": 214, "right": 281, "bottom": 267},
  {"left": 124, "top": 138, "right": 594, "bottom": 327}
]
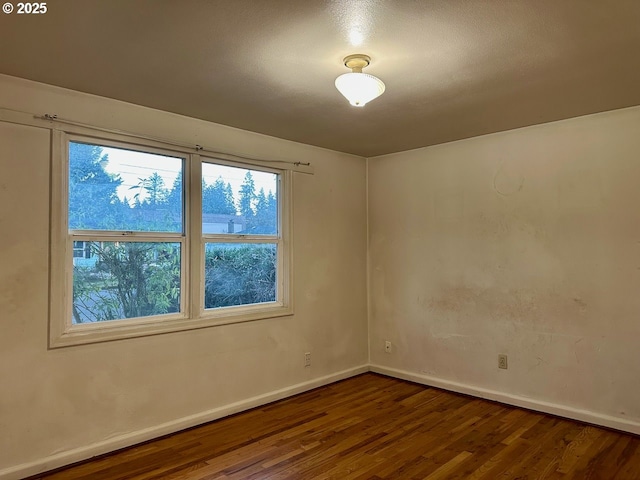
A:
[
  {"left": 203, "top": 176, "right": 236, "bottom": 215},
  {"left": 225, "top": 183, "right": 236, "bottom": 214},
  {"left": 266, "top": 190, "right": 277, "bottom": 232},
  {"left": 128, "top": 172, "right": 173, "bottom": 231},
  {"left": 166, "top": 171, "right": 183, "bottom": 216},
  {"left": 238, "top": 171, "right": 256, "bottom": 225},
  {"left": 161, "top": 171, "right": 183, "bottom": 232},
  {"left": 253, "top": 188, "right": 275, "bottom": 234},
  {"left": 134, "top": 172, "right": 168, "bottom": 206},
  {"left": 68, "top": 142, "right": 123, "bottom": 230}
]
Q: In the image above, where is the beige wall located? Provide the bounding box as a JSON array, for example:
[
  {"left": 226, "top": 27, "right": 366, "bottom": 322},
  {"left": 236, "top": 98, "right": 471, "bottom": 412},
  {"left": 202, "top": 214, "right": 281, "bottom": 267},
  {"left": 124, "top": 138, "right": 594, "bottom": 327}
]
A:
[
  {"left": 0, "top": 75, "right": 368, "bottom": 478},
  {"left": 368, "top": 106, "right": 640, "bottom": 432}
]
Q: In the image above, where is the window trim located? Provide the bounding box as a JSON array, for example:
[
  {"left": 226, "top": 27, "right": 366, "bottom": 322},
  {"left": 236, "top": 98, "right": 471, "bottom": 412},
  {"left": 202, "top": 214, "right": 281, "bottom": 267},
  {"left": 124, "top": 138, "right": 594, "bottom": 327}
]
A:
[
  {"left": 198, "top": 156, "right": 289, "bottom": 319},
  {"left": 49, "top": 129, "right": 293, "bottom": 348}
]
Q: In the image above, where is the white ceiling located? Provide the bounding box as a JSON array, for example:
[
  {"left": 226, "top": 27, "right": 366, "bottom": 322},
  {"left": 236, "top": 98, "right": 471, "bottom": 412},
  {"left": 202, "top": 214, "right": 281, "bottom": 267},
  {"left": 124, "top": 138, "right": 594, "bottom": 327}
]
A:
[{"left": 1, "top": 0, "right": 639, "bottom": 157}]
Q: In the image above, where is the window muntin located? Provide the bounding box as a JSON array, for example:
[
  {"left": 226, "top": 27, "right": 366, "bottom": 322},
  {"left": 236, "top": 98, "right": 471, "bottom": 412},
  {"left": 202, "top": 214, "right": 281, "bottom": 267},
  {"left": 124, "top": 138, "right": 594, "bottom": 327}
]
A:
[{"left": 51, "top": 131, "right": 292, "bottom": 347}]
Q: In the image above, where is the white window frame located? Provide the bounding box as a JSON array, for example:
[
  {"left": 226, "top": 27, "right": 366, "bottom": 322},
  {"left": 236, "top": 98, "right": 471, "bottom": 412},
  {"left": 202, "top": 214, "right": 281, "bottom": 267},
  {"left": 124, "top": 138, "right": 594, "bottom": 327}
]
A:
[
  {"left": 196, "top": 156, "right": 291, "bottom": 321},
  {"left": 50, "top": 129, "right": 292, "bottom": 348}
]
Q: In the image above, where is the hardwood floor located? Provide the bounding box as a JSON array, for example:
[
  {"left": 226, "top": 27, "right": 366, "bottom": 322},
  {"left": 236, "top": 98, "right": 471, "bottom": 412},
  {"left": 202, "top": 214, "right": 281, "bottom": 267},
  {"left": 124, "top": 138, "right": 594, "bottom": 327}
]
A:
[{"left": 31, "top": 373, "right": 639, "bottom": 479}]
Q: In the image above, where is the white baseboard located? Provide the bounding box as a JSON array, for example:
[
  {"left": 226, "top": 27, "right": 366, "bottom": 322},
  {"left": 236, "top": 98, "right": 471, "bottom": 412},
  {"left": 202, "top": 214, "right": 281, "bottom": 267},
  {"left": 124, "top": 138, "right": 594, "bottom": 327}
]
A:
[
  {"left": 369, "top": 364, "right": 640, "bottom": 436},
  {"left": 0, "top": 365, "right": 368, "bottom": 480}
]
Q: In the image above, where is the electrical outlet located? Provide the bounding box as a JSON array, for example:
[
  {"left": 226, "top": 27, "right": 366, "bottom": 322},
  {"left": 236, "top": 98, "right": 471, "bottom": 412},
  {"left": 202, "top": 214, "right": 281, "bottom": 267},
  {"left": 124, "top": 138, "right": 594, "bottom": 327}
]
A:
[
  {"left": 385, "top": 341, "right": 392, "bottom": 354},
  {"left": 498, "top": 354, "right": 508, "bottom": 369},
  {"left": 304, "top": 352, "right": 311, "bottom": 367}
]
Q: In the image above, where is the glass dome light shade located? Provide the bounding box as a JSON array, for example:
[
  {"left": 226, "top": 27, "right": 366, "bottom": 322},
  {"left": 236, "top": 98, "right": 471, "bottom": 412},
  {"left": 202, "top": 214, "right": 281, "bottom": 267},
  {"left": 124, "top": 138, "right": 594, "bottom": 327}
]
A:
[{"left": 335, "top": 72, "right": 386, "bottom": 107}]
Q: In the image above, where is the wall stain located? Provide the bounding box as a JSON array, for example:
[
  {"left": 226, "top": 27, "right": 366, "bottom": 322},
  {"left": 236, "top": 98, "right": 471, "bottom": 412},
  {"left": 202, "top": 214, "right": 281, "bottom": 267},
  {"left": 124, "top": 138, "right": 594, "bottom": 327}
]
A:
[
  {"left": 493, "top": 160, "right": 525, "bottom": 197},
  {"left": 427, "top": 285, "right": 588, "bottom": 323},
  {"left": 573, "top": 297, "right": 588, "bottom": 314}
]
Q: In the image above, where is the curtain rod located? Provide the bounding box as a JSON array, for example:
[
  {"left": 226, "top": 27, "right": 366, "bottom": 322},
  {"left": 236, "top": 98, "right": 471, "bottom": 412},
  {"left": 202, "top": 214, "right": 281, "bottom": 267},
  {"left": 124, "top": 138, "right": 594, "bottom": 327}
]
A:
[{"left": 37, "top": 113, "right": 312, "bottom": 170}]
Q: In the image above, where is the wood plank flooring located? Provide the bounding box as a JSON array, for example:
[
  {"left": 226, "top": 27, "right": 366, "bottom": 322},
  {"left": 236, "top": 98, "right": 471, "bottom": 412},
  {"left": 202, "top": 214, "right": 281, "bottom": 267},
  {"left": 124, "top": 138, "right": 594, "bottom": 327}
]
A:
[{"left": 31, "top": 373, "right": 640, "bottom": 479}]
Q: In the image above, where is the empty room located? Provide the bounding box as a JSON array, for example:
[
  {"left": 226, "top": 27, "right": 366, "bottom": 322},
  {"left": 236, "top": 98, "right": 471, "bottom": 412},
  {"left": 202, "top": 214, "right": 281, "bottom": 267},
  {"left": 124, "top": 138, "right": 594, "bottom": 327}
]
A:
[{"left": 1, "top": 1, "right": 640, "bottom": 479}]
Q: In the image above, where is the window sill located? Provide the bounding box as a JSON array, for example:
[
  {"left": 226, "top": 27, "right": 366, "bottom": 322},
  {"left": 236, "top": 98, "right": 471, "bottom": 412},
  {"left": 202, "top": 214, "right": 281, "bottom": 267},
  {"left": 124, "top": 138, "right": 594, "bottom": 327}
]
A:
[{"left": 49, "top": 305, "right": 293, "bottom": 348}]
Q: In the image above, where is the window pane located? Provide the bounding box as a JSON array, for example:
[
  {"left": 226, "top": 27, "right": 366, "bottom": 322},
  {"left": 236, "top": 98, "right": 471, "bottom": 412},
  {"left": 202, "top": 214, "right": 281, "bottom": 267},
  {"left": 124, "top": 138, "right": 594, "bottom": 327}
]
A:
[
  {"left": 72, "top": 242, "right": 181, "bottom": 323},
  {"left": 202, "top": 163, "right": 277, "bottom": 235},
  {"left": 69, "top": 141, "right": 183, "bottom": 232},
  {"left": 204, "top": 243, "right": 276, "bottom": 309}
]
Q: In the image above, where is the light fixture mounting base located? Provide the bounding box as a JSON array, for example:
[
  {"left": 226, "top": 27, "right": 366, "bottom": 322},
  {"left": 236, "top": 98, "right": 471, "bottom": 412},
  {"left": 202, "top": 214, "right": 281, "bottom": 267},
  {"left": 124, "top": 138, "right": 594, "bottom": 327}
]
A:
[{"left": 343, "top": 54, "right": 371, "bottom": 71}]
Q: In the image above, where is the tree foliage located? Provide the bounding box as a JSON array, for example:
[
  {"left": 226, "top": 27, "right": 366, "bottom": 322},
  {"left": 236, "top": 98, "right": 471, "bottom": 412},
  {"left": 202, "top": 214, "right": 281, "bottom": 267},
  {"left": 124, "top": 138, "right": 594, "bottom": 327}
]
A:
[
  {"left": 204, "top": 245, "right": 276, "bottom": 308},
  {"left": 238, "top": 171, "right": 256, "bottom": 220},
  {"left": 166, "top": 171, "right": 183, "bottom": 217},
  {"left": 68, "top": 142, "right": 124, "bottom": 230},
  {"left": 252, "top": 188, "right": 277, "bottom": 234},
  {"left": 132, "top": 172, "right": 168, "bottom": 206},
  {"left": 203, "top": 176, "right": 236, "bottom": 215},
  {"left": 73, "top": 243, "right": 180, "bottom": 323}
]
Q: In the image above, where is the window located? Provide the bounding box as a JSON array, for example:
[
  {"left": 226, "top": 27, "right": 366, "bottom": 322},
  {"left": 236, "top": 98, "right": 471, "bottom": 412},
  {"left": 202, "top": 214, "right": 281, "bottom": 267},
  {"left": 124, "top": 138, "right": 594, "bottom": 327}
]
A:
[
  {"left": 50, "top": 131, "right": 291, "bottom": 347},
  {"left": 202, "top": 162, "right": 279, "bottom": 310},
  {"left": 67, "top": 140, "right": 185, "bottom": 326},
  {"left": 72, "top": 241, "right": 91, "bottom": 259}
]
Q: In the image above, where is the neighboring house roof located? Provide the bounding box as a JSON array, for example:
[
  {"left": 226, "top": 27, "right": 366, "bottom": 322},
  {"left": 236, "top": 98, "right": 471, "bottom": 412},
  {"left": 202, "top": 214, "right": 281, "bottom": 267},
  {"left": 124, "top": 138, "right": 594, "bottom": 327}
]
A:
[
  {"left": 203, "top": 214, "right": 246, "bottom": 234},
  {"left": 202, "top": 214, "right": 246, "bottom": 225}
]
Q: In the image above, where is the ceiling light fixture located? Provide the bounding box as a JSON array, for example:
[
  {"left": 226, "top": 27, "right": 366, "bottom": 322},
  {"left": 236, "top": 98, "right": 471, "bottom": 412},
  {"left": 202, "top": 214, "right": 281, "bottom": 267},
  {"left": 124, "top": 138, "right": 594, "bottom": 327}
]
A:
[{"left": 335, "top": 54, "right": 385, "bottom": 107}]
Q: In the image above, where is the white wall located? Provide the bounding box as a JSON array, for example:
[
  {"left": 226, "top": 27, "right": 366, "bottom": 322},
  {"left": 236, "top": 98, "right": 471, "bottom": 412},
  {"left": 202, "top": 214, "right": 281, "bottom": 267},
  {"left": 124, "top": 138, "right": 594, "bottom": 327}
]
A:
[
  {"left": 368, "top": 106, "right": 640, "bottom": 433},
  {"left": 0, "top": 75, "right": 368, "bottom": 479}
]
